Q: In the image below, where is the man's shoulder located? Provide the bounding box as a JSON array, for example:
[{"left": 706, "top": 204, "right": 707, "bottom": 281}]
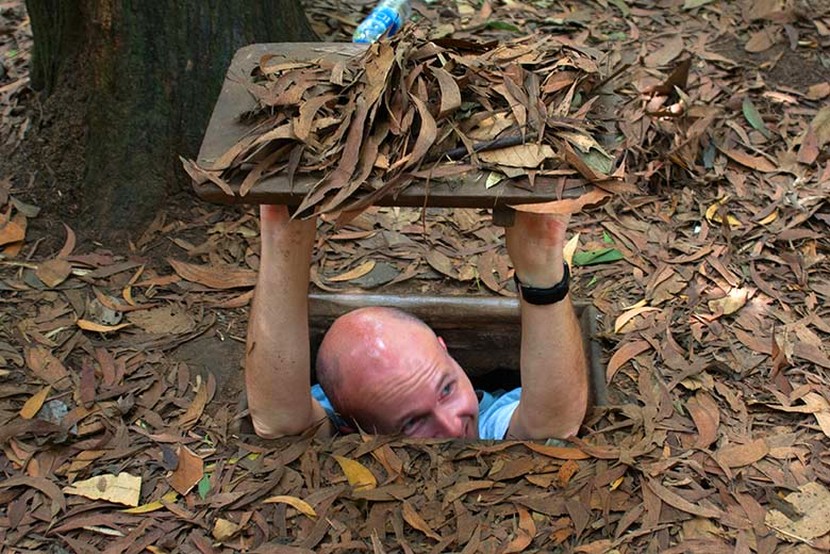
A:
[{"left": 477, "top": 388, "right": 521, "bottom": 440}]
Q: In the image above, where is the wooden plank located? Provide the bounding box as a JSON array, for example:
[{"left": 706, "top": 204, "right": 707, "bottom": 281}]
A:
[{"left": 195, "top": 43, "right": 592, "bottom": 208}]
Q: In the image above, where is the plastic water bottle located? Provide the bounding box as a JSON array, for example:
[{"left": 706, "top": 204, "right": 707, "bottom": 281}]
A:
[{"left": 352, "top": 0, "right": 412, "bottom": 44}]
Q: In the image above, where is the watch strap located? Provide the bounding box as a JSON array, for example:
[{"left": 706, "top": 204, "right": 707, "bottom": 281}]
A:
[{"left": 514, "top": 262, "right": 570, "bottom": 305}]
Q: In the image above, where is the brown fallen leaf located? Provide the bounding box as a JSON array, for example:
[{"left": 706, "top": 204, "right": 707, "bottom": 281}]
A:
[
  {"left": 0, "top": 213, "right": 26, "bottom": 247},
  {"left": 614, "top": 305, "right": 660, "bottom": 334},
  {"left": 645, "top": 479, "right": 723, "bottom": 519},
  {"left": 718, "top": 146, "right": 777, "bottom": 172},
  {"left": 443, "top": 480, "right": 499, "bottom": 504},
  {"left": 503, "top": 506, "right": 536, "bottom": 553},
  {"left": 63, "top": 472, "right": 141, "bottom": 507},
  {"left": 686, "top": 391, "right": 720, "bottom": 449},
  {"left": 169, "top": 445, "right": 204, "bottom": 495},
  {"left": 430, "top": 67, "right": 461, "bottom": 119},
  {"left": 714, "top": 438, "right": 768, "bottom": 468},
  {"left": 168, "top": 258, "right": 256, "bottom": 289},
  {"left": 35, "top": 259, "right": 73, "bottom": 288},
  {"left": 522, "top": 442, "right": 591, "bottom": 460},
  {"left": 402, "top": 501, "right": 442, "bottom": 541},
  {"left": 0, "top": 475, "right": 66, "bottom": 516},
  {"left": 19, "top": 385, "right": 51, "bottom": 420},
  {"left": 478, "top": 143, "right": 555, "bottom": 168},
  {"left": 25, "top": 347, "right": 70, "bottom": 389},
  {"left": 262, "top": 495, "right": 317, "bottom": 518},
  {"left": 644, "top": 34, "right": 684, "bottom": 68},
  {"left": 327, "top": 260, "right": 376, "bottom": 282},
  {"left": 178, "top": 378, "right": 210, "bottom": 430},
  {"left": 606, "top": 339, "right": 652, "bottom": 383},
  {"left": 510, "top": 189, "right": 610, "bottom": 215},
  {"left": 76, "top": 319, "right": 132, "bottom": 333}
]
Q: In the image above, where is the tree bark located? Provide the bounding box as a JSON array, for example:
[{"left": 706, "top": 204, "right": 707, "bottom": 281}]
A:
[{"left": 26, "top": 0, "right": 318, "bottom": 235}]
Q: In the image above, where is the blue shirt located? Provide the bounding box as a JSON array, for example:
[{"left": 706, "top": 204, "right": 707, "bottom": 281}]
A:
[{"left": 311, "top": 384, "right": 521, "bottom": 439}]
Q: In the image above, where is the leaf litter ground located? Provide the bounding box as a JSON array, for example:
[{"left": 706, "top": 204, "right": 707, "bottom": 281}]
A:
[{"left": 1, "top": 0, "right": 830, "bottom": 552}]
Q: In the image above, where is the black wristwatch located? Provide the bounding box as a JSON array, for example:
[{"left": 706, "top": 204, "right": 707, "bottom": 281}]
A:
[{"left": 513, "top": 262, "right": 570, "bottom": 305}]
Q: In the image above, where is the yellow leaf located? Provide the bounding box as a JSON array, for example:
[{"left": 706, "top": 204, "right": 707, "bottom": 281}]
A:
[
  {"left": 262, "top": 495, "right": 317, "bottom": 518},
  {"left": 332, "top": 455, "right": 377, "bottom": 490},
  {"left": 610, "top": 476, "right": 624, "bottom": 491},
  {"left": 212, "top": 518, "right": 241, "bottom": 541},
  {"left": 705, "top": 197, "right": 742, "bottom": 228},
  {"left": 20, "top": 385, "right": 51, "bottom": 419},
  {"left": 121, "top": 491, "right": 179, "bottom": 514},
  {"left": 708, "top": 287, "right": 748, "bottom": 316},
  {"left": 758, "top": 209, "right": 778, "bottom": 225},
  {"left": 327, "top": 260, "right": 376, "bottom": 283},
  {"left": 77, "top": 319, "right": 132, "bottom": 333},
  {"left": 64, "top": 472, "right": 141, "bottom": 507}
]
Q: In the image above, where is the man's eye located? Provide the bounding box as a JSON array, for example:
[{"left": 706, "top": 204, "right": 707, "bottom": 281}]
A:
[
  {"left": 440, "top": 382, "right": 453, "bottom": 398},
  {"left": 401, "top": 417, "right": 419, "bottom": 434}
]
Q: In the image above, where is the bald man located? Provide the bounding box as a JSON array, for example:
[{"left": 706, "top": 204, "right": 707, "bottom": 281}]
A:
[{"left": 245, "top": 205, "right": 588, "bottom": 440}]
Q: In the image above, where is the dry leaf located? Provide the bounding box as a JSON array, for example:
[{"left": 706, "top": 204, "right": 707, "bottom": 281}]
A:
[
  {"left": 121, "top": 491, "right": 179, "bottom": 514},
  {"left": 168, "top": 445, "right": 204, "bottom": 495},
  {"left": 212, "top": 518, "right": 241, "bottom": 541},
  {"left": 0, "top": 214, "right": 26, "bottom": 246},
  {"left": 686, "top": 392, "right": 719, "bottom": 449},
  {"left": 765, "top": 482, "right": 830, "bottom": 542},
  {"left": 645, "top": 479, "right": 723, "bottom": 519},
  {"left": 77, "top": 319, "right": 131, "bottom": 333},
  {"left": 402, "top": 501, "right": 442, "bottom": 540},
  {"left": 25, "top": 347, "right": 70, "bottom": 389},
  {"left": 503, "top": 506, "right": 535, "bottom": 553},
  {"left": 714, "top": 438, "right": 768, "bottom": 468},
  {"left": 510, "top": 189, "right": 610, "bottom": 215},
  {"left": 178, "top": 378, "right": 210, "bottom": 430},
  {"left": 719, "top": 147, "right": 777, "bottom": 172},
  {"left": 168, "top": 258, "right": 256, "bottom": 289},
  {"left": 705, "top": 197, "right": 742, "bottom": 228},
  {"left": 614, "top": 306, "right": 660, "bottom": 333},
  {"left": 19, "top": 386, "right": 51, "bottom": 420},
  {"left": 645, "top": 35, "right": 684, "bottom": 67},
  {"left": 327, "top": 260, "right": 376, "bottom": 282},
  {"left": 708, "top": 288, "right": 749, "bottom": 315},
  {"left": 35, "top": 259, "right": 72, "bottom": 288},
  {"left": 332, "top": 455, "right": 377, "bottom": 490},
  {"left": 479, "top": 143, "right": 555, "bottom": 168},
  {"left": 607, "top": 340, "right": 651, "bottom": 383},
  {"left": 262, "top": 495, "right": 317, "bottom": 518},
  {"left": 63, "top": 472, "right": 142, "bottom": 507},
  {"left": 127, "top": 305, "right": 195, "bottom": 334}
]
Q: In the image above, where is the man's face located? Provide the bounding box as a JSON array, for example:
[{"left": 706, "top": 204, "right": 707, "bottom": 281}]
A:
[{"left": 346, "top": 332, "right": 480, "bottom": 439}]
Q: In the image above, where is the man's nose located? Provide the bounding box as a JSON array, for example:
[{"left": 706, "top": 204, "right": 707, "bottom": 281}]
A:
[{"left": 434, "top": 409, "right": 465, "bottom": 438}]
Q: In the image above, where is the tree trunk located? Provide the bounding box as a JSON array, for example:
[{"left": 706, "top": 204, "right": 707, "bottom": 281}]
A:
[{"left": 25, "top": 0, "right": 318, "bottom": 236}]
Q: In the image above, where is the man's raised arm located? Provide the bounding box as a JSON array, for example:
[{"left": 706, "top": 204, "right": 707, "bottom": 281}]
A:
[
  {"left": 504, "top": 211, "right": 589, "bottom": 440},
  {"left": 245, "top": 205, "right": 332, "bottom": 438}
]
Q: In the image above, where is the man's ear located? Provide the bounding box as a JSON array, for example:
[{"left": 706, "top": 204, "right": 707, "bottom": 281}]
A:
[{"left": 437, "top": 336, "right": 447, "bottom": 350}]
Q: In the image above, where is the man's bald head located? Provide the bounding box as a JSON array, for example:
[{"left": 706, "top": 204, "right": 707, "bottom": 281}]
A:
[{"left": 315, "top": 307, "right": 436, "bottom": 421}]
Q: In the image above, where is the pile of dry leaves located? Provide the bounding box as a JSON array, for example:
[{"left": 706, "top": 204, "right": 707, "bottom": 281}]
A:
[{"left": 185, "top": 29, "right": 624, "bottom": 216}]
